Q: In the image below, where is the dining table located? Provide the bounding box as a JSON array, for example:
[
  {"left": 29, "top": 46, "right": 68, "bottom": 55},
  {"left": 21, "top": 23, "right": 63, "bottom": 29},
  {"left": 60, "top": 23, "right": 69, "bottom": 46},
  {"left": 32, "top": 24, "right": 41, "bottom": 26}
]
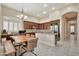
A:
[{"left": 11, "top": 35, "right": 36, "bottom": 56}]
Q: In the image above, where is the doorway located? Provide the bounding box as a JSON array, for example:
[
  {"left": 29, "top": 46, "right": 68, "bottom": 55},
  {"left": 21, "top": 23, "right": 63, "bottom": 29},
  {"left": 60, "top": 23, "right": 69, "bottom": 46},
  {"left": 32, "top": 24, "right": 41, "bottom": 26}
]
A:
[
  {"left": 68, "top": 20, "right": 76, "bottom": 40},
  {"left": 62, "top": 12, "right": 77, "bottom": 40}
]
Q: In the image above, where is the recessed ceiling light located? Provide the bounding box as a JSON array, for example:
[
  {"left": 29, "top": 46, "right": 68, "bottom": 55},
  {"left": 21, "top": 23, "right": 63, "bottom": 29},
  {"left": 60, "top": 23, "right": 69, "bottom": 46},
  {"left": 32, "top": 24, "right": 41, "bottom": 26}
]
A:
[
  {"left": 52, "top": 8, "right": 55, "bottom": 10},
  {"left": 42, "top": 11, "right": 47, "bottom": 14},
  {"left": 43, "top": 4, "right": 48, "bottom": 7}
]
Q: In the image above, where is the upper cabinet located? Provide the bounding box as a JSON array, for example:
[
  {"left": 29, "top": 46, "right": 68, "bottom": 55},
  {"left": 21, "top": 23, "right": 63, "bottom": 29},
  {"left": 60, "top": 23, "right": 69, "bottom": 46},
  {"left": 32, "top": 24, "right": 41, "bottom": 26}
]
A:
[
  {"left": 23, "top": 19, "right": 60, "bottom": 30},
  {"left": 23, "top": 21, "right": 39, "bottom": 29}
]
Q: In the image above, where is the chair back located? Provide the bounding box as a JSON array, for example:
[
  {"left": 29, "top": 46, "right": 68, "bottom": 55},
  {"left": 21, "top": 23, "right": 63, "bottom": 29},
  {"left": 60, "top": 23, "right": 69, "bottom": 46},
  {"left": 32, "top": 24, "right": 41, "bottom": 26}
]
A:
[
  {"left": 27, "top": 38, "right": 38, "bottom": 51},
  {"left": 4, "top": 40, "right": 16, "bottom": 55}
]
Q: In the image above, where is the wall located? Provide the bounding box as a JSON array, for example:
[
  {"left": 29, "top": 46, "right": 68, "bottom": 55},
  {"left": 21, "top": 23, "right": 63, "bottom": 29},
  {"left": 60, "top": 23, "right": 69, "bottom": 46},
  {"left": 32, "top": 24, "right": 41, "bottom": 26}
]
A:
[
  {"left": 0, "top": 4, "right": 2, "bottom": 33},
  {"left": 0, "top": 4, "right": 3, "bottom": 43},
  {"left": 77, "top": 4, "right": 79, "bottom": 45}
]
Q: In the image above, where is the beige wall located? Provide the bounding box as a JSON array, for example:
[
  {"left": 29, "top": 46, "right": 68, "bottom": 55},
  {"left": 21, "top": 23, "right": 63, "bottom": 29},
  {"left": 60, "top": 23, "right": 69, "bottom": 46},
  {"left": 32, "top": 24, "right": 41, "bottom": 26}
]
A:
[
  {"left": 77, "top": 12, "right": 79, "bottom": 44},
  {"left": 76, "top": 4, "right": 79, "bottom": 42},
  {"left": 0, "top": 4, "right": 3, "bottom": 43},
  {"left": 60, "top": 17, "right": 65, "bottom": 42},
  {"left": 0, "top": 4, "right": 2, "bottom": 33}
]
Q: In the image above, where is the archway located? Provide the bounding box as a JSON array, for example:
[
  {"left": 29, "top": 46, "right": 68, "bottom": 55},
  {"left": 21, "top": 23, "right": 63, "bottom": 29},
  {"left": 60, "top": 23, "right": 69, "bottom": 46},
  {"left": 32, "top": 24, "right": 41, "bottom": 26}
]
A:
[{"left": 62, "top": 11, "right": 77, "bottom": 40}]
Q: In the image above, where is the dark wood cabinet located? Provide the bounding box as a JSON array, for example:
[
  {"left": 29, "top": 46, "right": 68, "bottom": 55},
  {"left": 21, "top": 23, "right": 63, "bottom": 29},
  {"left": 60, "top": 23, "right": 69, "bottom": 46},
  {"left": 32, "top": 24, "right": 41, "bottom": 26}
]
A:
[
  {"left": 23, "top": 19, "right": 60, "bottom": 30},
  {"left": 23, "top": 21, "right": 39, "bottom": 29}
]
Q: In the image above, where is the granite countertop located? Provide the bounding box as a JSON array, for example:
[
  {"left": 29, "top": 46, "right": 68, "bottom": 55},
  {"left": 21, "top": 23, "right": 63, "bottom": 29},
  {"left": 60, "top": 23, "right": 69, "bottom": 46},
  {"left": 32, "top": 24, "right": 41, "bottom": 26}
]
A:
[
  {"left": 26, "top": 29, "right": 54, "bottom": 34},
  {"left": 0, "top": 30, "right": 54, "bottom": 36}
]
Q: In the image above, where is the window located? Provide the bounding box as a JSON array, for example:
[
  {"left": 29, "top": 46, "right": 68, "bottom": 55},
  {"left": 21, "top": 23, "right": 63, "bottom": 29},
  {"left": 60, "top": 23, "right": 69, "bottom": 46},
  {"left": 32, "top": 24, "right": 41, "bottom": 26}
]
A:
[
  {"left": 3, "top": 20, "right": 23, "bottom": 32},
  {"left": 9, "top": 22, "right": 13, "bottom": 32},
  {"left": 14, "top": 23, "right": 18, "bottom": 32},
  {"left": 18, "top": 23, "right": 23, "bottom": 30},
  {"left": 3, "top": 21, "right": 8, "bottom": 31},
  {"left": 70, "top": 25, "right": 75, "bottom": 33},
  {"left": 54, "top": 24, "right": 59, "bottom": 33}
]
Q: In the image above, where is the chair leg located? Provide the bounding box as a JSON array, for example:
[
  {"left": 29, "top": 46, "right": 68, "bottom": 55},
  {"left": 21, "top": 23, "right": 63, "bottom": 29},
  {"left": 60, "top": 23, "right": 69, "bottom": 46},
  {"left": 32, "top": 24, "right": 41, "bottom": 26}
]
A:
[
  {"left": 31, "top": 51, "right": 37, "bottom": 56},
  {"left": 19, "top": 50, "right": 27, "bottom": 56},
  {"left": 15, "top": 52, "right": 17, "bottom": 56},
  {"left": 22, "top": 47, "right": 27, "bottom": 51}
]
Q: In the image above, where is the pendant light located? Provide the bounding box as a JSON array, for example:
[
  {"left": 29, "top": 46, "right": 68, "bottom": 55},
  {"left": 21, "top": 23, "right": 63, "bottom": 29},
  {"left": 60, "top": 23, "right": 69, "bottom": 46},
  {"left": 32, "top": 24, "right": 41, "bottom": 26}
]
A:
[{"left": 17, "top": 3, "right": 28, "bottom": 19}]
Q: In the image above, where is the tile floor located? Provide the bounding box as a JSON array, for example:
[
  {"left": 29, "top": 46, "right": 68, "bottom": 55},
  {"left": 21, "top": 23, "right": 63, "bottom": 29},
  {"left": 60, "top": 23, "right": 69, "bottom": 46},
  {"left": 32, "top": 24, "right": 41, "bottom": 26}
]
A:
[{"left": 23, "top": 35, "right": 79, "bottom": 56}]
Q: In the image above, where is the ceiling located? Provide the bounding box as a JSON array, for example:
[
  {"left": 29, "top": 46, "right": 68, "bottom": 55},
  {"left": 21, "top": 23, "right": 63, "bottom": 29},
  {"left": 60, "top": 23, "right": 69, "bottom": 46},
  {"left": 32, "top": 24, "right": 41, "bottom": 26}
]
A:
[{"left": 2, "top": 3, "right": 72, "bottom": 19}]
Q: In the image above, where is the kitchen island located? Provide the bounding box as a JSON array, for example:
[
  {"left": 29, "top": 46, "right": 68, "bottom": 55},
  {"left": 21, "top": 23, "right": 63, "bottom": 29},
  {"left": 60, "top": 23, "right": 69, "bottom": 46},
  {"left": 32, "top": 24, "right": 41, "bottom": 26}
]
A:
[
  {"left": 36, "top": 32, "right": 55, "bottom": 46},
  {"left": 26, "top": 29, "right": 55, "bottom": 46}
]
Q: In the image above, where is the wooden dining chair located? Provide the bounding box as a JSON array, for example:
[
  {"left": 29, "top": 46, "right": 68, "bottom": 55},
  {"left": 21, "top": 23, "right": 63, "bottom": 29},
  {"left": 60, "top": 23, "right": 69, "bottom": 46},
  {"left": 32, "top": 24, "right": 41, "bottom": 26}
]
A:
[
  {"left": 4, "top": 40, "right": 16, "bottom": 56},
  {"left": 26, "top": 38, "right": 38, "bottom": 51},
  {"left": 21, "top": 38, "right": 38, "bottom": 56}
]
